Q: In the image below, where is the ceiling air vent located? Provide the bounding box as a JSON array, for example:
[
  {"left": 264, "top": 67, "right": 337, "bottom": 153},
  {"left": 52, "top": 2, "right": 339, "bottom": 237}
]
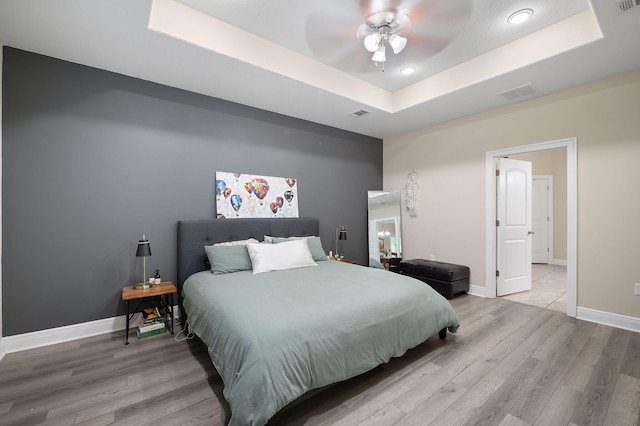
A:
[
  {"left": 499, "top": 83, "right": 537, "bottom": 100},
  {"left": 348, "top": 109, "right": 370, "bottom": 118},
  {"left": 617, "top": 0, "right": 639, "bottom": 13}
]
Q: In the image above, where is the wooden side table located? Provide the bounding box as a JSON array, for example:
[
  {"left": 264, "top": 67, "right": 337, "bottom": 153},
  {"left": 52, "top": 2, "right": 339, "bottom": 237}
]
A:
[
  {"left": 332, "top": 257, "right": 358, "bottom": 265},
  {"left": 121, "top": 281, "right": 176, "bottom": 345},
  {"left": 380, "top": 258, "right": 389, "bottom": 270}
]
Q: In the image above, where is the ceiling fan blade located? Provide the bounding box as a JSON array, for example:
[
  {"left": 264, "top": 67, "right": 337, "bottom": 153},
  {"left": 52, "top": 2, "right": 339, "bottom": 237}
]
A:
[
  {"left": 305, "top": 1, "right": 377, "bottom": 71},
  {"left": 355, "top": 23, "right": 372, "bottom": 39},
  {"left": 394, "top": 13, "right": 412, "bottom": 33}
]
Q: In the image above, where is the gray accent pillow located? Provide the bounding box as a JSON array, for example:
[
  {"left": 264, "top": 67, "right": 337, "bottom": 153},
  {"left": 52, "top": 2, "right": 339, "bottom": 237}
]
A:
[
  {"left": 271, "top": 236, "right": 328, "bottom": 261},
  {"left": 205, "top": 244, "right": 253, "bottom": 274}
]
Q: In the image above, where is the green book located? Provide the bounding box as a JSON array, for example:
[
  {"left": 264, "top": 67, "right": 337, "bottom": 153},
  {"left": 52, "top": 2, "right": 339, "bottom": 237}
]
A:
[{"left": 136, "top": 326, "right": 166, "bottom": 339}]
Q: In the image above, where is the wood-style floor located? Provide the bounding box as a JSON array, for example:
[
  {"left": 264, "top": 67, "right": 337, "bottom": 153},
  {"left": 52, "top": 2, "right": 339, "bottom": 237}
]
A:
[{"left": 1, "top": 295, "right": 639, "bottom": 426}]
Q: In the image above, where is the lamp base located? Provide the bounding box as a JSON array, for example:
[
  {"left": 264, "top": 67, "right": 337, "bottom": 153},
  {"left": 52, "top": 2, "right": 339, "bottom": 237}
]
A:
[{"left": 134, "top": 282, "right": 151, "bottom": 290}]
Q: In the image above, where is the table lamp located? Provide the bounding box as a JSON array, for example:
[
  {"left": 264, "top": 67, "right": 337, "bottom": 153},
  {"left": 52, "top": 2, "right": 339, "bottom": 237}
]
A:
[
  {"left": 335, "top": 225, "right": 347, "bottom": 257},
  {"left": 135, "top": 234, "right": 152, "bottom": 289}
]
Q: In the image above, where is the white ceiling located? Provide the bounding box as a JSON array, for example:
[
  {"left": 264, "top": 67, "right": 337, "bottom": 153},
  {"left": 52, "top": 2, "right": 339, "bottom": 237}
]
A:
[{"left": 1, "top": 0, "right": 639, "bottom": 139}]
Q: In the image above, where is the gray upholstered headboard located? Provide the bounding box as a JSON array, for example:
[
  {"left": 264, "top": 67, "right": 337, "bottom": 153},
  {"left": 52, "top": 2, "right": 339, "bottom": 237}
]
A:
[{"left": 177, "top": 217, "right": 320, "bottom": 288}]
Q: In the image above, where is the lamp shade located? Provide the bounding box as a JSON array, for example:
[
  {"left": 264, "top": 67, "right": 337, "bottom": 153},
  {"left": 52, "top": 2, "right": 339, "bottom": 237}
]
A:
[
  {"left": 335, "top": 225, "right": 347, "bottom": 257},
  {"left": 371, "top": 45, "right": 386, "bottom": 62},
  {"left": 364, "top": 32, "right": 382, "bottom": 52},
  {"left": 136, "top": 235, "right": 151, "bottom": 257},
  {"left": 389, "top": 34, "right": 407, "bottom": 54}
]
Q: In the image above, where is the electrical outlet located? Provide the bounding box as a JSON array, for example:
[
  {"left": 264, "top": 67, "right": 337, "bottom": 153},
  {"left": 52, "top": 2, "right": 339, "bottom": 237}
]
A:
[{"left": 635, "top": 283, "right": 640, "bottom": 296}]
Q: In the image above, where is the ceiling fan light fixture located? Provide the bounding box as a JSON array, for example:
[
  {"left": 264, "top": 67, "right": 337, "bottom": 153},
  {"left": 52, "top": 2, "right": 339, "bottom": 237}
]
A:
[
  {"left": 371, "top": 45, "right": 386, "bottom": 62},
  {"left": 389, "top": 34, "right": 407, "bottom": 54},
  {"left": 507, "top": 9, "right": 533, "bottom": 24},
  {"left": 358, "top": 11, "right": 411, "bottom": 70},
  {"left": 364, "top": 33, "right": 382, "bottom": 52}
]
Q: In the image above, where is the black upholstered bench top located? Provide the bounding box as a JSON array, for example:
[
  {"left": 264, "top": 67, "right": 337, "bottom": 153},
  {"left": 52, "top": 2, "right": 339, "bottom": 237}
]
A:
[{"left": 400, "top": 259, "right": 470, "bottom": 299}]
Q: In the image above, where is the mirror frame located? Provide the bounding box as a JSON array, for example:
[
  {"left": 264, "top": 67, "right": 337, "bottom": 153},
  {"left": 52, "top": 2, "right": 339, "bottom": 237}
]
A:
[{"left": 367, "top": 190, "right": 402, "bottom": 268}]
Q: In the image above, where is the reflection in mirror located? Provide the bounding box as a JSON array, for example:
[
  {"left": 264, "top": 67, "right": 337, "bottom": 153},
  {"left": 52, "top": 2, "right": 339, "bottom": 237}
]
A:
[{"left": 367, "top": 191, "right": 402, "bottom": 270}]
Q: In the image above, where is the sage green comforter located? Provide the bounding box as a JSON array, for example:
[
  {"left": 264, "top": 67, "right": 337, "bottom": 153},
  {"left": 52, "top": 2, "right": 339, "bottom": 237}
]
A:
[{"left": 182, "top": 260, "right": 459, "bottom": 426}]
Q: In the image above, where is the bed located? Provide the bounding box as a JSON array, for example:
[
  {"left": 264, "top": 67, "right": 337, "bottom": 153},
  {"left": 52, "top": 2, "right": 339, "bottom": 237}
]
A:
[{"left": 177, "top": 217, "right": 460, "bottom": 426}]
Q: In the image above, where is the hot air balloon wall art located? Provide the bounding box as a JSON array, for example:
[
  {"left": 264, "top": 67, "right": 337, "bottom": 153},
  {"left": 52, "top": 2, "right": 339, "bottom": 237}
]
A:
[{"left": 215, "top": 171, "right": 299, "bottom": 219}]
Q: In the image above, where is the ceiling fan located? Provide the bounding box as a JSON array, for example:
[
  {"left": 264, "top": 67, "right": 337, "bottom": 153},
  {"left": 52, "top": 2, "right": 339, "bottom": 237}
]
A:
[
  {"left": 355, "top": 11, "right": 412, "bottom": 71},
  {"left": 305, "top": 0, "right": 473, "bottom": 74}
]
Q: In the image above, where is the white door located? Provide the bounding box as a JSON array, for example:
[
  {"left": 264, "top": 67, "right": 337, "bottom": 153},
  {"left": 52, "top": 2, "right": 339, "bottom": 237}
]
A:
[
  {"left": 532, "top": 176, "right": 550, "bottom": 263},
  {"left": 497, "top": 158, "right": 533, "bottom": 296}
]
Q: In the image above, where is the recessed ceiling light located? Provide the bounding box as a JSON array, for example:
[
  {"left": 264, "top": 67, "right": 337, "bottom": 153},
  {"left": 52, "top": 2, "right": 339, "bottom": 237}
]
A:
[
  {"left": 400, "top": 66, "right": 416, "bottom": 76},
  {"left": 507, "top": 8, "right": 533, "bottom": 25}
]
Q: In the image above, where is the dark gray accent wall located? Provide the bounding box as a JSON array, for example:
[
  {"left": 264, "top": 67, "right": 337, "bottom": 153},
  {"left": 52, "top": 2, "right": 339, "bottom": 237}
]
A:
[{"left": 2, "top": 47, "right": 382, "bottom": 336}]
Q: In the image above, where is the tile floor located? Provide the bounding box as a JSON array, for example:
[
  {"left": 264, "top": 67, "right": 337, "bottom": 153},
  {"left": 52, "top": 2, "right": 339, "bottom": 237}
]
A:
[{"left": 500, "top": 263, "right": 567, "bottom": 313}]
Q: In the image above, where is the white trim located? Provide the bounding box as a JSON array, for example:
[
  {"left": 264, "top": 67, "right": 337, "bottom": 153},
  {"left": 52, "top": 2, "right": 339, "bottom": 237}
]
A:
[
  {"left": 485, "top": 138, "right": 577, "bottom": 317},
  {"left": 577, "top": 307, "right": 640, "bottom": 333},
  {"left": 3, "top": 306, "right": 179, "bottom": 354},
  {"left": 551, "top": 259, "right": 568, "bottom": 266},
  {"left": 468, "top": 284, "right": 486, "bottom": 298}
]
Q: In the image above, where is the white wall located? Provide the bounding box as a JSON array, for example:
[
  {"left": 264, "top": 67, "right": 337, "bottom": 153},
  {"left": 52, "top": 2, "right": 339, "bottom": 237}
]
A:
[{"left": 384, "top": 70, "right": 640, "bottom": 320}]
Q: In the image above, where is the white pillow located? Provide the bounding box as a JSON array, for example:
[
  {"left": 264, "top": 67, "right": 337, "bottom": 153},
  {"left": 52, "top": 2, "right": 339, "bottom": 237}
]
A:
[
  {"left": 246, "top": 238, "right": 317, "bottom": 274},
  {"left": 263, "top": 235, "right": 313, "bottom": 243}
]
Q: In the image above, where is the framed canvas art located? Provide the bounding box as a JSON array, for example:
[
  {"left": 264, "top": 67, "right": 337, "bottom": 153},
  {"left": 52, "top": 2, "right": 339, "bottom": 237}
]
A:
[{"left": 215, "top": 172, "right": 299, "bottom": 218}]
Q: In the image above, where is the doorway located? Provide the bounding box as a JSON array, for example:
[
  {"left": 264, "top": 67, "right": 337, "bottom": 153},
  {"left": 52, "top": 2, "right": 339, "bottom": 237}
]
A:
[
  {"left": 501, "top": 264, "right": 568, "bottom": 312},
  {"left": 499, "top": 171, "right": 568, "bottom": 312},
  {"left": 497, "top": 160, "right": 567, "bottom": 309},
  {"left": 485, "top": 138, "right": 577, "bottom": 317}
]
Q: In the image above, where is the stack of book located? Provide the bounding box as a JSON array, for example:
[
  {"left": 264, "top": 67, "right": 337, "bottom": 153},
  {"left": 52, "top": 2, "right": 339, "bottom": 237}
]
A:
[{"left": 136, "top": 307, "right": 166, "bottom": 339}]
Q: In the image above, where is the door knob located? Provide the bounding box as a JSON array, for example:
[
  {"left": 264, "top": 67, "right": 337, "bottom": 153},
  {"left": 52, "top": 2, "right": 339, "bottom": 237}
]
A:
[{"left": 528, "top": 231, "right": 535, "bottom": 235}]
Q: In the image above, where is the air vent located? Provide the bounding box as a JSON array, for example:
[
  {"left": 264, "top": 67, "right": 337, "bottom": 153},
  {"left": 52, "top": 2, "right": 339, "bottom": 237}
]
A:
[
  {"left": 348, "top": 109, "right": 370, "bottom": 118},
  {"left": 617, "top": 0, "right": 639, "bottom": 13},
  {"left": 499, "top": 84, "right": 537, "bottom": 100}
]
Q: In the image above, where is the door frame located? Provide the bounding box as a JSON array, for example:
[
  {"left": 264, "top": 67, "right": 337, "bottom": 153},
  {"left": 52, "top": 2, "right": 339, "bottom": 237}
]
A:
[{"left": 485, "top": 138, "right": 577, "bottom": 317}]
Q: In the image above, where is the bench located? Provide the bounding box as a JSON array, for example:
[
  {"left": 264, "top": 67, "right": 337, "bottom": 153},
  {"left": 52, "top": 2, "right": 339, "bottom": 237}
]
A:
[{"left": 400, "top": 259, "right": 470, "bottom": 299}]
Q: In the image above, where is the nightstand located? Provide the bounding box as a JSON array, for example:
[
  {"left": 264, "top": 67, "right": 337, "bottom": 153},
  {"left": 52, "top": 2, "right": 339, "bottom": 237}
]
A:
[
  {"left": 332, "top": 257, "right": 358, "bottom": 265},
  {"left": 121, "top": 281, "right": 176, "bottom": 345}
]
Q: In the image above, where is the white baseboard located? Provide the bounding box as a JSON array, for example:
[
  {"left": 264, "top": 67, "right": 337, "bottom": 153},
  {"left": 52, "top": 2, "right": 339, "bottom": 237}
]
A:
[
  {"left": 459, "top": 286, "right": 639, "bottom": 333},
  {"left": 468, "top": 284, "right": 486, "bottom": 298},
  {"left": 577, "top": 307, "right": 640, "bottom": 333},
  {"left": 3, "top": 306, "right": 179, "bottom": 354},
  {"left": 550, "top": 259, "right": 568, "bottom": 266}
]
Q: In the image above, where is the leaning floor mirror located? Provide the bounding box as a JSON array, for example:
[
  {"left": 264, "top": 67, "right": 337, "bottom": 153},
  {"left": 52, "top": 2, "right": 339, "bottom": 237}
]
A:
[{"left": 367, "top": 191, "right": 402, "bottom": 270}]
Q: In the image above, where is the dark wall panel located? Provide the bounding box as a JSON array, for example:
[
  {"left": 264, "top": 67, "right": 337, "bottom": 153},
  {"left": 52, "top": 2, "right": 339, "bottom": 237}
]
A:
[{"left": 2, "top": 48, "right": 382, "bottom": 336}]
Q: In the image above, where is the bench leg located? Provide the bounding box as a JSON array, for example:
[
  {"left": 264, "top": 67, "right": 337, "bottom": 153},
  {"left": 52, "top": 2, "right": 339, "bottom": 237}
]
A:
[{"left": 439, "top": 328, "right": 447, "bottom": 340}]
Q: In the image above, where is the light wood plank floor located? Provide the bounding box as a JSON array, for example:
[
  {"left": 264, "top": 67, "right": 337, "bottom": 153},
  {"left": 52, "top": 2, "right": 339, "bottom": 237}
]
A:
[{"left": 1, "top": 296, "right": 638, "bottom": 426}]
